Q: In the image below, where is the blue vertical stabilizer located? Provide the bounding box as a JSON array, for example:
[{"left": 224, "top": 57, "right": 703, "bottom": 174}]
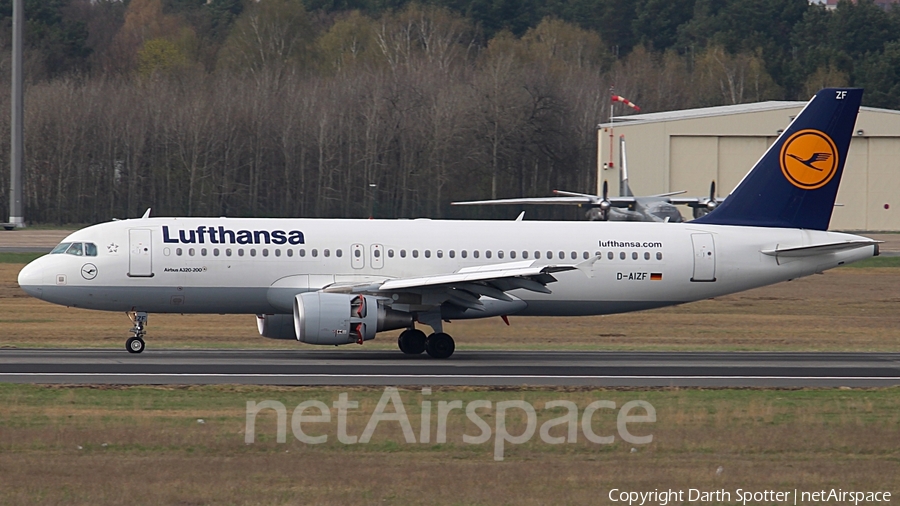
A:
[{"left": 693, "top": 88, "right": 862, "bottom": 230}]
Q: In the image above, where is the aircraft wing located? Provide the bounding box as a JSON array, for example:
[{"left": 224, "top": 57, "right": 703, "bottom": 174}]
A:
[
  {"left": 322, "top": 257, "right": 600, "bottom": 309},
  {"left": 668, "top": 197, "right": 725, "bottom": 205},
  {"left": 451, "top": 197, "right": 593, "bottom": 206}
]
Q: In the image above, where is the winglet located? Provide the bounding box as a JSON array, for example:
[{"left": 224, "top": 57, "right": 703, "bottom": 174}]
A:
[
  {"left": 515, "top": 211, "right": 525, "bottom": 222},
  {"left": 574, "top": 255, "right": 601, "bottom": 278},
  {"left": 141, "top": 208, "right": 151, "bottom": 219}
]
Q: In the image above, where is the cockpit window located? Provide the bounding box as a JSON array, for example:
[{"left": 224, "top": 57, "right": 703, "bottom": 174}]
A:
[
  {"left": 50, "top": 243, "right": 72, "bottom": 254},
  {"left": 51, "top": 242, "right": 98, "bottom": 256}
]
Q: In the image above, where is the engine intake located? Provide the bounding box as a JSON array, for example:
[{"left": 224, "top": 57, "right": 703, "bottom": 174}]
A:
[{"left": 293, "top": 293, "right": 412, "bottom": 345}]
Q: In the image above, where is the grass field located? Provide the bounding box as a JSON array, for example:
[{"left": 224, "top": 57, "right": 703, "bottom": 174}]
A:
[
  {"left": 0, "top": 384, "right": 898, "bottom": 505},
  {"left": 2, "top": 258, "right": 899, "bottom": 351},
  {"left": 2, "top": 247, "right": 899, "bottom": 504}
]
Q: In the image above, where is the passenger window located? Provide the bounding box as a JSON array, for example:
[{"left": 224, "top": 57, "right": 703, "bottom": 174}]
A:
[
  {"left": 201, "top": 248, "right": 208, "bottom": 256},
  {"left": 583, "top": 252, "right": 589, "bottom": 260},
  {"left": 619, "top": 252, "right": 625, "bottom": 260},
  {"left": 287, "top": 249, "right": 293, "bottom": 257},
  {"left": 324, "top": 249, "right": 330, "bottom": 257},
  {"left": 509, "top": 251, "right": 516, "bottom": 259},
  {"left": 238, "top": 249, "right": 245, "bottom": 257},
  {"left": 571, "top": 252, "right": 577, "bottom": 260},
  {"left": 275, "top": 249, "right": 281, "bottom": 257},
  {"left": 595, "top": 251, "right": 601, "bottom": 257},
  {"left": 189, "top": 248, "right": 195, "bottom": 256},
  {"left": 644, "top": 252, "right": 650, "bottom": 260},
  {"left": 437, "top": 250, "right": 443, "bottom": 258},
  {"left": 608, "top": 251, "right": 614, "bottom": 260},
  {"left": 534, "top": 251, "right": 541, "bottom": 259},
  {"left": 657, "top": 252, "right": 663, "bottom": 260},
  {"left": 336, "top": 249, "right": 342, "bottom": 257},
  {"left": 84, "top": 243, "right": 98, "bottom": 256},
  {"left": 425, "top": 250, "right": 431, "bottom": 258},
  {"left": 473, "top": 250, "right": 479, "bottom": 259},
  {"left": 311, "top": 249, "right": 318, "bottom": 257},
  {"left": 226, "top": 248, "right": 232, "bottom": 257},
  {"left": 374, "top": 249, "right": 380, "bottom": 258},
  {"left": 400, "top": 250, "right": 407, "bottom": 258},
  {"left": 461, "top": 250, "right": 467, "bottom": 258},
  {"left": 547, "top": 251, "right": 553, "bottom": 259},
  {"left": 176, "top": 248, "right": 183, "bottom": 256},
  {"left": 299, "top": 249, "right": 306, "bottom": 257},
  {"left": 354, "top": 249, "right": 361, "bottom": 258},
  {"left": 498, "top": 251, "right": 504, "bottom": 259},
  {"left": 66, "top": 243, "right": 84, "bottom": 256},
  {"left": 214, "top": 248, "right": 220, "bottom": 257},
  {"left": 558, "top": 251, "right": 564, "bottom": 259},
  {"left": 262, "top": 249, "right": 269, "bottom": 257},
  {"left": 449, "top": 250, "right": 455, "bottom": 258},
  {"left": 522, "top": 251, "right": 528, "bottom": 259},
  {"left": 413, "top": 250, "right": 419, "bottom": 258},
  {"left": 250, "top": 249, "right": 256, "bottom": 257},
  {"left": 632, "top": 252, "right": 638, "bottom": 260},
  {"left": 164, "top": 248, "right": 171, "bottom": 256},
  {"left": 485, "top": 250, "right": 491, "bottom": 259},
  {"left": 51, "top": 243, "right": 71, "bottom": 254}
]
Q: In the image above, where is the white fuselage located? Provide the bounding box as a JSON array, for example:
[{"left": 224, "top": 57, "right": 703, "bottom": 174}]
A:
[{"left": 17, "top": 217, "right": 875, "bottom": 318}]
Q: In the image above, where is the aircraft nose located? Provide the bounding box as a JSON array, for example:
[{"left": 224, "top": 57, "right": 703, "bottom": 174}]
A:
[{"left": 17, "top": 260, "right": 44, "bottom": 299}]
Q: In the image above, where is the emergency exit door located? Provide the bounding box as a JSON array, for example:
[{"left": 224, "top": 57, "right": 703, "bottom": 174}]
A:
[
  {"left": 128, "top": 229, "right": 154, "bottom": 277},
  {"left": 690, "top": 233, "right": 716, "bottom": 282}
]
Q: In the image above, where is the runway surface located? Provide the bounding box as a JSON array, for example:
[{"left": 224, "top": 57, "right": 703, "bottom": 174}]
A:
[{"left": 1, "top": 349, "right": 899, "bottom": 387}]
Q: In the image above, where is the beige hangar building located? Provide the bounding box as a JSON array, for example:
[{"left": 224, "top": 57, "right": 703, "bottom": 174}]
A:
[{"left": 597, "top": 101, "right": 900, "bottom": 231}]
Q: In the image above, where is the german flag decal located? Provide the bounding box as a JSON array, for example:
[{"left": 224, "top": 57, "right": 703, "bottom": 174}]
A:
[{"left": 650, "top": 273, "right": 663, "bottom": 281}]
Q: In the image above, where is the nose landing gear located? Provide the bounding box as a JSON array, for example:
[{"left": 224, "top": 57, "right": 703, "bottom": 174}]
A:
[{"left": 125, "top": 311, "right": 148, "bottom": 354}]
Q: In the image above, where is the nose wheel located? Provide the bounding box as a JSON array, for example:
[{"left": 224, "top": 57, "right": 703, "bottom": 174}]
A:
[
  {"left": 126, "top": 337, "right": 145, "bottom": 353},
  {"left": 126, "top": 311, "right": 148, "bottom": 354}
]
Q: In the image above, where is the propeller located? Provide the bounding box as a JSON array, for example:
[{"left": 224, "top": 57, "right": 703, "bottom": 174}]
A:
[
  {"left": 691, "top": 180, "right": 719, "bottom": 219},
  {"left": 599, "top": 180, "right": 612, "bottom": 220},
  {"left": 586, "top": 181, "right": 612, "bottom": 221}
]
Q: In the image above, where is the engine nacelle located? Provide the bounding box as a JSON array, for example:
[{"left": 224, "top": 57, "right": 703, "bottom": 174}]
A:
[
  {"left": 256, "top": 314, "right": 296, "bottom": 340},
  {"left": 293, "top": 293, "right": 413, "bottom": 345}
]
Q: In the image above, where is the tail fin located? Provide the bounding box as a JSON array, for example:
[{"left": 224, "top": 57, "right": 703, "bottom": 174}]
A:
[{"left": 693, "top": 88, "right": 862, "bottom": 230}]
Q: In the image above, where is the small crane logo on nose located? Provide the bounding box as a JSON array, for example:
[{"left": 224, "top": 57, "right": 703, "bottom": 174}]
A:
[{"left": 81, "top": 263, "right": 98, "bottom": 280}]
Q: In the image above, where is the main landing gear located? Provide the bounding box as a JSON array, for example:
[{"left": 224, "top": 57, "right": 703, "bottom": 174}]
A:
[
  {"left": 397, "top": 328, "right": 455, "bottom": 359},
  {"left": 125, "top": 311, "right": 148, "bottom": 354}
]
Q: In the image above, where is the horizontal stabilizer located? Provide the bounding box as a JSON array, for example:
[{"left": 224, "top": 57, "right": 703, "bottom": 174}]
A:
[{"left": 761, "top": 240, "right": 880, "bottom": 258}]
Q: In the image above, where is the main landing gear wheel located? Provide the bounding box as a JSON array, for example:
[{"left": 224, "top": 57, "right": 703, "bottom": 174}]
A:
[
  {"left": 398, "top": 329, "right": 427, "bottom": 355},
  {"left": 126, "top": 337, "right": 145, "bottom": 354},
  {"left": 425, "top": 332, "right": 455, "bottom": 359}
]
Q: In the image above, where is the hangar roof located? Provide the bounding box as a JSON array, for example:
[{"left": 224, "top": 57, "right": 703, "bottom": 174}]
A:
[{"left": 599, "top": 101, "right": 900, "bottom": 128}]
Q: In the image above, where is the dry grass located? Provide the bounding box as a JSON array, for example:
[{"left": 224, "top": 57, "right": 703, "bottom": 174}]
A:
[
  {"left": 2, "top": 263, "right": 899, "bottom": 351},
  {"left": 0, "top": 385, "right": 898, "bottom": 505}
]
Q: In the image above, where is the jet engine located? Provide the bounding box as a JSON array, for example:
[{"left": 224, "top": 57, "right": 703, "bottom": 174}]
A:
[
  {"left": 293, "top": 292, "right": 413, "bottom": 345},
  {"left": 256, "top": 314, "right": 296, "bottom": 340}
]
